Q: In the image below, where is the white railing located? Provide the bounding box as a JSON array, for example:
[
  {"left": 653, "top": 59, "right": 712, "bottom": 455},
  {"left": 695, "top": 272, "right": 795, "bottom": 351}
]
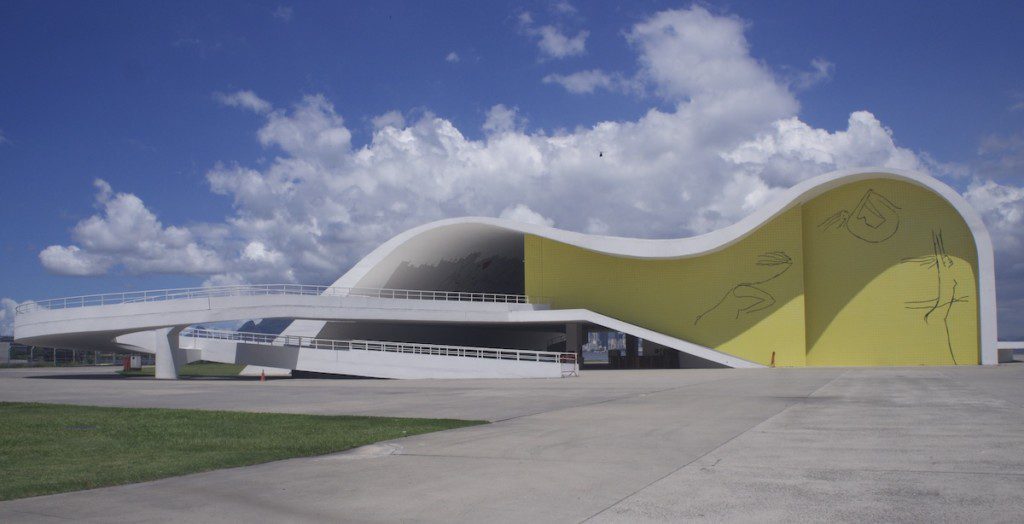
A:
[
  {"left": 181, "top": 328, "right": 577, "bottom": 366},
  {"left": 15, "top": 284, "right": 537, "bottom": 314}
]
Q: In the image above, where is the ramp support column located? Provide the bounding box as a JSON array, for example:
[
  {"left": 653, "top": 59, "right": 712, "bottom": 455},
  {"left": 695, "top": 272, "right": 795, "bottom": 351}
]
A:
[
  {"left": 566, "top": 322, "right": 584, "bottom": 366},
  {"left": 626, "top": 334, "right": 639, "bottom": 369},
  {"left": 153, "top": 327, "right": 186, "bottom": 380}
]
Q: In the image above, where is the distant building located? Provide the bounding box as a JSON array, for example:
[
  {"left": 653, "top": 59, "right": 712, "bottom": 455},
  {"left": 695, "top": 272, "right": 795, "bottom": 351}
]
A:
[{"left": 0, "top": 336, "right": 10, "bottom": 364}]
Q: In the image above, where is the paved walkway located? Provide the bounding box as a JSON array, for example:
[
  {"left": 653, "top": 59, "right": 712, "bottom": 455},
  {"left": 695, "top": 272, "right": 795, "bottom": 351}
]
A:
[{"left": 1, "top": 365, "right": 1023, "bottom": 522}]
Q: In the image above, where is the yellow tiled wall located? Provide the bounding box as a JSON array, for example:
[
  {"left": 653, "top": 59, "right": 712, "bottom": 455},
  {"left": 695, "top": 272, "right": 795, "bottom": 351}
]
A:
[
  {"left": 802, "top": 179, "right": 978, "bottom": 366},
  {"left": 524, "top": 178, "right": 979, "bottom": 366},
  {"left": 526, "top": 207, "right": 808, "bottom": 366}
]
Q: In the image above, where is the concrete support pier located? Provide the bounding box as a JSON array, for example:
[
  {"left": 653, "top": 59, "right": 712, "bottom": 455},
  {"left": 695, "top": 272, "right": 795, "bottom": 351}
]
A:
[
  {"left": 565, "top": 322, "right": 584, "bottom": 366},
  {"left": 152, "top": 327, "right": 185, "bottom": 380},
  {"left": 625, "top": 334, "right": 639, "bottom": 369}
]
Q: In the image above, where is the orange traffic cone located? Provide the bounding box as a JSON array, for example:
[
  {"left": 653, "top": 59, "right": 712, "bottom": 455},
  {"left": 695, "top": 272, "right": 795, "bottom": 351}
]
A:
[{"left": 260, "top": 369, "right": 266, "bottom": 383}]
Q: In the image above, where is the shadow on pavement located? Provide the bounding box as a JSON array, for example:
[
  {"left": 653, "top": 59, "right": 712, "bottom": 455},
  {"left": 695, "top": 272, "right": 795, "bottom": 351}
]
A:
[{"left": 25, "top": 373, "right": 270, "bottom": 381}]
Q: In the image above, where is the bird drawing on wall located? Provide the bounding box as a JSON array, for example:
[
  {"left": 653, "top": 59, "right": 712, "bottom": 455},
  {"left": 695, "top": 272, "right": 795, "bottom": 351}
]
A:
[
  {"left": 694, "top": 251, "right": 793, "bottom": 325},
  {"left": 818, "top": 189, "right": 901, "bottom": 243},
  {"left": 902, "top": 230, "right": 970, "bottom": 365}
]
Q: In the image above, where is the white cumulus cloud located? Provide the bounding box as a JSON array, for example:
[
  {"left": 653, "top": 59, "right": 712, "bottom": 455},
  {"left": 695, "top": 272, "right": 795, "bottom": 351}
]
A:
[
  {"left": 371, "top": 110, "right": 406, "bottom": 131},
  {"left": 543, "top": 70, "right": 617, "bottom": 94},
  {"left": 724, "top": 112, "right": 922, "bottom": 186},
  {"left": 39, "top": 245, "right": 112, "bottom": 276},
  {"left": 790, "top": 58, "right": 835, "bottom": 90},
  {"left": 519, "top": 10, "right": 587, "bottom": 59},
  {"left": 627, "top": 7, "right": 791, "bottom": 107},
  {"left": 551, "top": 1, "right": 577, "bottom": 15},
  {"left": 536, "top": 26, "right": 587, "bottom": 58},
  {"left": 257, "top": 94, "right": 351, "bottom": 163},
  {"left": 965, "top": 179, "right": 1024, "bottom": 255},
  {"left": 499, "top": 204, "right": 555, "bottom": 227},
  {"left": 40, "top": 180, "right": 225, "bottom": 276},
  {"left": 964, "top": 178, "right": 1024, "bottom": 338},
  {"left": 482, "top": 104, "right": 525, "bottom": 134},
  {"left": 214, "top": 90, "right": 273, "bottom": 114}
]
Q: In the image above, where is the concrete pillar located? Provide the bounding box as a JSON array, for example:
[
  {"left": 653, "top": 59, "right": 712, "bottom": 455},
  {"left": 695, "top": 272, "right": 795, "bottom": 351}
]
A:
[
  {"left": 625, "top": 334, "right": 639, "bottom": 369},
  {"left": 566, "top": 323, "right": 584, "bottom": 366},
  {"left": 153, "top": 327, "right": 186, "bottom": 380}
]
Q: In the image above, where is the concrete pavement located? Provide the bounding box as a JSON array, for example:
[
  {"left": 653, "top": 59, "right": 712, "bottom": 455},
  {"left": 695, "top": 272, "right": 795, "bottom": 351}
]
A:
[{"left": 1, "top": 365, "right": 1023, "bottom": 522}]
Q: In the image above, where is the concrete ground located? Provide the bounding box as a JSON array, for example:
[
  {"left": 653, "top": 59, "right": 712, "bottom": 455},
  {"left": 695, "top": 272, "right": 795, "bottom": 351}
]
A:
[{"left": 1, "top": 364, "right": 1023, "bottom": 522}]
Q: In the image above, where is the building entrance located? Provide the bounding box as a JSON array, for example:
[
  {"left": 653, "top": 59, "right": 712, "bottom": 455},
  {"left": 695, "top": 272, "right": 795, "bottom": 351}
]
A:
[{"left": 574, "top": 327, "right": 717, "bottom": 370}]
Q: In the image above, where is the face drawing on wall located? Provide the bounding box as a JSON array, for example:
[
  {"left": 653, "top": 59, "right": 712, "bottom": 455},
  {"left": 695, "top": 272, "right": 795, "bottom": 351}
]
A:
[
  {"left": 694, "top": 251, "right": 793, "bottom": 325},
  {"left": 902, "top": 230, "right": 970, "bottom": 365},
  {"left": 818, "top": 189, "right": 901, "bottom": 243}
]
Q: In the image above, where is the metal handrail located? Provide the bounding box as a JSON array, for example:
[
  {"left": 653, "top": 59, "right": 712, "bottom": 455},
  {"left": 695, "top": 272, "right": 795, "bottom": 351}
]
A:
[
  {"left": 15, "top": 284, "right": 540, "bottom": 314},
  {"left": 180, "top": 328, "right": 576, "bottom": 365}
]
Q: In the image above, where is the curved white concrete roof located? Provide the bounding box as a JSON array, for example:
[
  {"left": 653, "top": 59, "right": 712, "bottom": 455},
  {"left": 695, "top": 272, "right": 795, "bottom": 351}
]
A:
[{"left": 329, "top": 167, "right": 998, "bottom": 364}]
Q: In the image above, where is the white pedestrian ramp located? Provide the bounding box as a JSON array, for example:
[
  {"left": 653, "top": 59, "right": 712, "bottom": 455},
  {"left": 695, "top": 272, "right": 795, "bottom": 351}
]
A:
[{"left": 180, "top": 328, "right": 579, "bottom": 380}]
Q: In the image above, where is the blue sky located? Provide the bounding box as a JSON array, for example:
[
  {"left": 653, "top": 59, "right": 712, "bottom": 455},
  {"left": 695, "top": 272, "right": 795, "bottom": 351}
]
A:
[{"left": 1, "top": 1, "right": 1023, "bottom": 337}]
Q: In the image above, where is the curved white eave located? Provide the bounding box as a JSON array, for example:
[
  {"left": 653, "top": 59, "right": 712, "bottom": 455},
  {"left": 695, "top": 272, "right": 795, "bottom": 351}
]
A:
[{"left": 326, "top": 167, "right": 997, "bottom": 365}]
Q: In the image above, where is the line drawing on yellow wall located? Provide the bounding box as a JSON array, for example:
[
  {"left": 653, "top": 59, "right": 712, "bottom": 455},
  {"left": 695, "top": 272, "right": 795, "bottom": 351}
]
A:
[
  {"left": 902, "top": 230, "right": 970, "bottom": 365},
  {"left": 694, "top": 251, "right": 793, "bottom": 324},
  {"left": 818, "top": 189, "right": 901, "bottom": 243}
]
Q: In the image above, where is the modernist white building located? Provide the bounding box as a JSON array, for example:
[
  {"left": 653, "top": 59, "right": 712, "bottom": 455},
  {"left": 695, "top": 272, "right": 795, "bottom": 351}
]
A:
[{"left": 13, "top": 168, "right": 1003, "bottom": 378}]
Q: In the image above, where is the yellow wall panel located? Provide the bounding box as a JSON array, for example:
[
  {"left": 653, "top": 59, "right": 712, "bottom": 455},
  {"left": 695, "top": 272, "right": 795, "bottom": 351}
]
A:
[
  {"left": 525, "top": 207, "right": 807, "bottom": 366},
  {"left": 802, "top": 180, "right": 979, "bottom": 366},
  {"left": 525, "top": 178, "right": 980, "bottom": 367}
]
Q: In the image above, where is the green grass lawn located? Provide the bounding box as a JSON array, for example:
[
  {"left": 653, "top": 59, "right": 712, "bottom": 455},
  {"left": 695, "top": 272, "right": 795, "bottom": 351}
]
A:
[
  {"left": 0, "top": 402, "right": 485, "bottom": 501},
  {"left": 117, "top": 361, "right": 246, "bottom": 377}
]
